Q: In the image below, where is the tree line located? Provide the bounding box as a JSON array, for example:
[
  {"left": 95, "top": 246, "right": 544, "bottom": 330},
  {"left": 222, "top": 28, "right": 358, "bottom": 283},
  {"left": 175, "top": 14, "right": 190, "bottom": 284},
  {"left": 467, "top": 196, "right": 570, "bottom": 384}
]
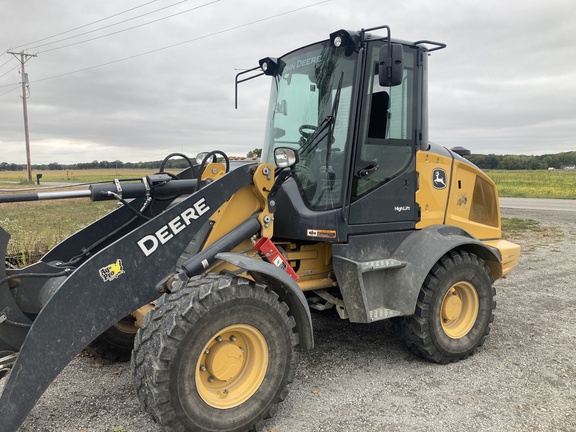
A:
[
  {"left": 1, "top": 149, "right": 575, "bottom": 171},
  {"left": 0, "top": 149, "right": 263, "bottom": 171},
  {"left": 465, "top": 151, "right": 576, "bottom": 170}
]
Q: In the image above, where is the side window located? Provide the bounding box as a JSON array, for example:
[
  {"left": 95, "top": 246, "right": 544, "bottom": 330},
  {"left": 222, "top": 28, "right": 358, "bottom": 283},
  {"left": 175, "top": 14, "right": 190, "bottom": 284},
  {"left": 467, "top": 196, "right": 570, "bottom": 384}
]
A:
[{"left": 352, "top": 47, "right": 416, "bottom": 199}]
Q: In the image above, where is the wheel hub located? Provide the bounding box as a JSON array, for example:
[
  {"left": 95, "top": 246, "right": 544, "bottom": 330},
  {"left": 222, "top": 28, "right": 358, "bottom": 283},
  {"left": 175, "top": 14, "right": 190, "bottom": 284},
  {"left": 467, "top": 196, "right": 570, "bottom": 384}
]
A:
[
  {"left": 196, "top": 324, "right": 268, "bottom": 409},
  {"left": 205, "top": 342, "right": 244, "bottom": 381},
  {"left": 440, "top": 282, "right": 479, "bottom": 339},
  {"left": 442, "top": 289, "right": 463, "bottom": 321}
]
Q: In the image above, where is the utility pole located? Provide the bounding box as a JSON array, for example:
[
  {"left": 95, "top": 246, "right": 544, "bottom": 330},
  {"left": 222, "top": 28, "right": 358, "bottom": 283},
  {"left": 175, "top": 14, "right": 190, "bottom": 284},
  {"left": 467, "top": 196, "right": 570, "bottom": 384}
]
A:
[{"left": 7, "top": 51, "right": 37, "bottom": 183}]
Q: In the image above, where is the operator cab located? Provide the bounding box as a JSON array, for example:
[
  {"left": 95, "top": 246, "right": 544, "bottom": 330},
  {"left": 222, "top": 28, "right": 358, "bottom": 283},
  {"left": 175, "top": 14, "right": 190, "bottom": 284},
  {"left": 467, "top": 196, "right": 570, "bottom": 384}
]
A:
[{"left": 239, "top": 25, "right": 445, "bottom": 241}]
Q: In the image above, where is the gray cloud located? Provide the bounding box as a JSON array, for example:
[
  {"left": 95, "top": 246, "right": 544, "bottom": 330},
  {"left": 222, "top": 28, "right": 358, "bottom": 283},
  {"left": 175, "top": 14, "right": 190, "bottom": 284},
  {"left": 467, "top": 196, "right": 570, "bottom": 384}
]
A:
[{"left": 1, "top": 0, "right": 575, "bottom": 164}]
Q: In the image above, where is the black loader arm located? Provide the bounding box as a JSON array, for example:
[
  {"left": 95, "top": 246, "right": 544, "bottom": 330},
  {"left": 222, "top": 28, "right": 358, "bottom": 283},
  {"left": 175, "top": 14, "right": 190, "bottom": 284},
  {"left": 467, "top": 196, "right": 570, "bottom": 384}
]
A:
[{"left": 0, "top": 165, "right": 255, "bottom": 432}]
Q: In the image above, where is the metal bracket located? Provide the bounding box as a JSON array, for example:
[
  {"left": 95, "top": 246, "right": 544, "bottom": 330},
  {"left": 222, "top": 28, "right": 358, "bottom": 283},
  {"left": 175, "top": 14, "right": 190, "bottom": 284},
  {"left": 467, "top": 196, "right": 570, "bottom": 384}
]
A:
[
  {"left": 0, "top": 352, "right": 18, "bottom": 377},
  {"left": 0, "top": 307, "right": 11, "bottom": 324},
  {"left": 311, "top": 290, "right": 348, "bottom": 320}
]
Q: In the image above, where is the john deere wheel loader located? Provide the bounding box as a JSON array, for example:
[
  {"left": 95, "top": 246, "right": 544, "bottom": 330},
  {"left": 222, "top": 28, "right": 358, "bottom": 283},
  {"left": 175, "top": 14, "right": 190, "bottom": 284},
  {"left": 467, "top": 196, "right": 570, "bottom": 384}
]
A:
[{"left": 0, "top": 25, "right": 520, "bottom": 431}]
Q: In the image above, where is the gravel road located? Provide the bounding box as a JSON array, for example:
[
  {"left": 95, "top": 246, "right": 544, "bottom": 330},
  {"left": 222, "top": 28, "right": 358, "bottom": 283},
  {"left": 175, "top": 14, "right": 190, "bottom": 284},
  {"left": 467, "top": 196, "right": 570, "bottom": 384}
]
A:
[{"left": 1, "top": 206, "right": 575, "bottom": 432}]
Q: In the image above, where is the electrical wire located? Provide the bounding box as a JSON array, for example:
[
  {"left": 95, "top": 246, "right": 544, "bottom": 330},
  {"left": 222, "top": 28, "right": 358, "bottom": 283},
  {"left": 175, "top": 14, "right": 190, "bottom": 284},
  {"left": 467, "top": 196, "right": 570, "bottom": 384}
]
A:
[
  {"left": 36, "top": 0, "right": 221, "bottom": 54},
  {"left": 33, "top": 0, "right": 330, "bottom": 84},
  {"left": 9, "top": 0, "right": 160, "bottom": 50},
  {"left": 29, "top": 0, "right": 199, "bottom": 52},
  {"left": 0, "top": 64, "right": 20, "bottom": 79},
  {"left": 0, "top": 85, "right": 19, "bottom": 97},
  {"left": 0, "top": 56, "right": 15, "bottom": 70}
]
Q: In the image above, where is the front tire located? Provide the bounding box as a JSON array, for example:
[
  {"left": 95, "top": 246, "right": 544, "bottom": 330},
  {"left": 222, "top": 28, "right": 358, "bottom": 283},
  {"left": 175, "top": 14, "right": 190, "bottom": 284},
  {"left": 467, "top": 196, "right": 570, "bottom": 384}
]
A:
[
  {"left": 395, "top": 250, "right": 495, "bottom": 364},
  {"left": 132, "top": 274, "right": 299, "bottom": 432}
]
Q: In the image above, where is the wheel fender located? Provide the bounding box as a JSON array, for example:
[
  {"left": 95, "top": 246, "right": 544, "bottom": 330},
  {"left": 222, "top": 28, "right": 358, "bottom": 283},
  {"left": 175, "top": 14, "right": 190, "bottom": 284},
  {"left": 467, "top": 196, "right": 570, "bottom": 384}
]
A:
[
  {"left": 215, "top": 252, "right": 314, "bottom": 350},
  {"left": 388, "top": 225, "right": 501, "bottom": 316}
]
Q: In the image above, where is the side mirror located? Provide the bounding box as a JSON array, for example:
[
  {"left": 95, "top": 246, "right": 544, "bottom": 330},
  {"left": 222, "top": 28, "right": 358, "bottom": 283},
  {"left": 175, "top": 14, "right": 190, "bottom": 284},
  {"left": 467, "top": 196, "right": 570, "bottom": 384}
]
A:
[
  {"left": 274, "top": 147, "right": 299, "bottom": 169},
  {"left": 379, "top": 43, "right": 404, "bottom": 87}
]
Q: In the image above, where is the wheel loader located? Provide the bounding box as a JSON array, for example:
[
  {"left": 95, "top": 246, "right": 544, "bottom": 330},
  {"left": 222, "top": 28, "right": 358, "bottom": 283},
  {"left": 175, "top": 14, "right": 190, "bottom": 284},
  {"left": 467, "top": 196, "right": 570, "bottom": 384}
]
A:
[{"left": 0, "top": 25, "right": 520, "bottom": 432}]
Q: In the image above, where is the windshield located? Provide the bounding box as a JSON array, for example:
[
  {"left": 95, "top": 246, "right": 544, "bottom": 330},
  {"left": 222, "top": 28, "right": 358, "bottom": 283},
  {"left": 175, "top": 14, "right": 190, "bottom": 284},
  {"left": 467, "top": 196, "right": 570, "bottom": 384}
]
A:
[{"left": 262, "top": 41, "right": 357, "bottom": 209}]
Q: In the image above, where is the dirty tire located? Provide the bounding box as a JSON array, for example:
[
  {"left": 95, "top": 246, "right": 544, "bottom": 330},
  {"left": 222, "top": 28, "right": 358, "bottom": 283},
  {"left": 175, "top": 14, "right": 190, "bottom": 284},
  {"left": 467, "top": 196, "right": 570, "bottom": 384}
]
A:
[
  {"left": 132, "top": 274, "right": 299, "bottom": 432},
  {"left": 394, "top": 250, "right": 495, "bottom": 364},
  {"left": 89, "top": 316, "right": 138, "bottom": 362}
]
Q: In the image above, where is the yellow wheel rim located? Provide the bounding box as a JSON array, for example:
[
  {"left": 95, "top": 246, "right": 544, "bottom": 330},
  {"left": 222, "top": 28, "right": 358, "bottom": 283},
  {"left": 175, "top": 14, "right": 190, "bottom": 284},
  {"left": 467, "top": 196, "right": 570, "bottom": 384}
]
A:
[
  {"left": 196, "top": 324, "right": 268, "bottom": 409},
  {"left": 440, "top": 281, "right": 479, "bottom": 339},
  {"left": 113, "top": 316, "right": 138, "bottom": 335}
]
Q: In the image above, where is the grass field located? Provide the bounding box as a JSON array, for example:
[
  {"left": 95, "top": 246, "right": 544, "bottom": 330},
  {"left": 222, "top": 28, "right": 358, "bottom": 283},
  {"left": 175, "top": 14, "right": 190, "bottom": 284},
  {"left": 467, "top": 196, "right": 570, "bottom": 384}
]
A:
[
  {"left": 487, "top": 169, "right": 576, "bottom": 199},
  {"left": 1, "top": 168, "right": 574, "bottom": 265}
]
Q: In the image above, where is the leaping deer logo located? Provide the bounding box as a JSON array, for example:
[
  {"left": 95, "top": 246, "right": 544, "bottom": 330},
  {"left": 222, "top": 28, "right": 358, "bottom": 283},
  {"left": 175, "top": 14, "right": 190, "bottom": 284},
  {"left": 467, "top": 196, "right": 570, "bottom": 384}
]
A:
[{"left": 433, "top": 169, "right": 447, "bottom": 190}]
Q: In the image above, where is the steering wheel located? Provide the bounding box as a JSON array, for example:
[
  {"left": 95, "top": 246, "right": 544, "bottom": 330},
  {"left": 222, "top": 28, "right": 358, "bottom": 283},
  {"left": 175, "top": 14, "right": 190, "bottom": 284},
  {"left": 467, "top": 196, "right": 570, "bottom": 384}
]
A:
[
  {"left": 298, "top": 124, "right": 317, "bottom": 143},
  {"left": 295, "top": 163, "right": 318, "bottom": 198}
]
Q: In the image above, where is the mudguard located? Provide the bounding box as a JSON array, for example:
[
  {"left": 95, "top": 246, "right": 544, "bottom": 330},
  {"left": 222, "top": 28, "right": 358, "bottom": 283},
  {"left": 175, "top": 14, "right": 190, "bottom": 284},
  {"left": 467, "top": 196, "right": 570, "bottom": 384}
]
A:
[
  {"left": 0, "top": 166, "right": 255, "bottom": 432},
  {"left": 333, "top": 225, "right": 502, "bottom": 323},
  {"left": 216, "top": 252, "right": 314, "bottom": 350}
]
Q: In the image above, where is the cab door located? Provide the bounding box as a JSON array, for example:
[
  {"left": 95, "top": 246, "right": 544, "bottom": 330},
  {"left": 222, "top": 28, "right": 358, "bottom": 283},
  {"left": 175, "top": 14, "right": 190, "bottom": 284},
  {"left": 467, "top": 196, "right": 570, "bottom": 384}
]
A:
[{"left": 347, "top": 44, "right": 421, "bottom": 233}]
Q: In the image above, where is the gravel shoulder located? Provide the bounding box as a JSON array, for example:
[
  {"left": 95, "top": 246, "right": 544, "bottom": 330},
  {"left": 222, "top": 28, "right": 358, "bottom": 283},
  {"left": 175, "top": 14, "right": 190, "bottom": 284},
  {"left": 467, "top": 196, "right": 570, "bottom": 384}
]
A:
[{"left": 1, "top": 207, "right": 575, "bottom": 432}]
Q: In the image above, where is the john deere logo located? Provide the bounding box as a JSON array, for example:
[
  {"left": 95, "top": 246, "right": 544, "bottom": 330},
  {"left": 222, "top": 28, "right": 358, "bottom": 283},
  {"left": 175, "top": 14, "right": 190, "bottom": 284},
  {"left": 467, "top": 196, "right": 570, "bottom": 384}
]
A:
[{"left": 433, "top": 168, "right": 447, "bottom": 190}]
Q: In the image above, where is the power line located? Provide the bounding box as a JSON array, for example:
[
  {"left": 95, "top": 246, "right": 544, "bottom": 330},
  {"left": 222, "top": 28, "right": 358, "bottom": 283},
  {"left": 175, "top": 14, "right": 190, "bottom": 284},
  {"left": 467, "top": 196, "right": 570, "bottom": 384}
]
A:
[
  {"left": 36, "top": 0, "right": 220, "bottom": 54},
  {"left": 0, "top": 56, "right": 16, "bottom": 70},
  {"left": 33, "top": 0, "right": 330, "bottom": 84},
  {"left": 0, "top": 63, "right": 20, "bottom": 79},
  {"left": 30, "top": 0, "right": 197, "bottom": 52},
  {"left": 9, "top": 0, "right": 160, "bottom": 50},
  {"left": 0, "top": 85, "right": 20, "bottom": 97},
  {"left": 0, "top": 82, "right": 21, "bottom": 89}
]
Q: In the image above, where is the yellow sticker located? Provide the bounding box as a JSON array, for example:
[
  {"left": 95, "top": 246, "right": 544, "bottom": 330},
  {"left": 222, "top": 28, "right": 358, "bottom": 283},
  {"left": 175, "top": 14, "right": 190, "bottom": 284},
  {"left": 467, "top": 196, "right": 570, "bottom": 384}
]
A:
[{"left": 99, "top": 259, "right": 125, "bottom": 282}]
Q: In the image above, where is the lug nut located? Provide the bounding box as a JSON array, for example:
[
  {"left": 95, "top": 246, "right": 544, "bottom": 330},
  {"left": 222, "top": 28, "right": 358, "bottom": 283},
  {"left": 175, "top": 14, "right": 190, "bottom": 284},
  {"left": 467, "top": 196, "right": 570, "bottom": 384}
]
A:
[
  {"left": 200, "top": 365, "right": 206, "bottom": 372},
  {"left": 205, "top": 349, "right": 210, "bottom": 355},
  {"left": 216, "top": 336, "right": 222, "bottom": 342},
  {"left": 208, "top": 376, "right": 215, "bottom": 383},
  {"left": 230, "top": 336, "right": 237, "bottom": 342}
]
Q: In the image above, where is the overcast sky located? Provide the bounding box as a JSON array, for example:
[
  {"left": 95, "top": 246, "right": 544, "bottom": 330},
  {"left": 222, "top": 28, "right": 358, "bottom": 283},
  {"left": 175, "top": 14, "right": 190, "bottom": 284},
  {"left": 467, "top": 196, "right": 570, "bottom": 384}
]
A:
[{"left": 1, "top": 0, "right": 574, "bottom": 164}]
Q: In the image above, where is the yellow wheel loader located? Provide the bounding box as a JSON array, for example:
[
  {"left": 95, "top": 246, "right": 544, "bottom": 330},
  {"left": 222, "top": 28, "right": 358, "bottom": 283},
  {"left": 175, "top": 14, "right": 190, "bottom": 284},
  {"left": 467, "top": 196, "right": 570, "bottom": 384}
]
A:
[{"left": 0, "top": 25, "right": 520, "bottom": 432}]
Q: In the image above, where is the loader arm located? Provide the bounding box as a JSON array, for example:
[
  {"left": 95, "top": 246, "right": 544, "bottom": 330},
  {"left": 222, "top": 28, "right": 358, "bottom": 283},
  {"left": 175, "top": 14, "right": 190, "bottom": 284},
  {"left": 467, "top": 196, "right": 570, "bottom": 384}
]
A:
[{"left": 0, "top": 164, "right": 260, "bottom": 431}]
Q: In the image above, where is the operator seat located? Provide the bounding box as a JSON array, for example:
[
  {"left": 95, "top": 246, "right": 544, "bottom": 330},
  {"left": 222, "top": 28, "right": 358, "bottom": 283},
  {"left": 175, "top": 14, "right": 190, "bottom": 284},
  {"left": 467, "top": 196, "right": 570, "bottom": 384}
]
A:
[{"left": 368, "top": 91, "right": 390, "bottom": 139}]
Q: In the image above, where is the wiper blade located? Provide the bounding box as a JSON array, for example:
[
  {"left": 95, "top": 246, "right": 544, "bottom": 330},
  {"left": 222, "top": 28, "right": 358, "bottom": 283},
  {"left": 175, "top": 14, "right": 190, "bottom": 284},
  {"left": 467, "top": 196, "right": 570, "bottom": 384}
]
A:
[
  {"left": 326, "top": 71, "right": 344, "bottom": 170},
  {"left": 299, "top": 114, "right": 334, "bottom": 156}
]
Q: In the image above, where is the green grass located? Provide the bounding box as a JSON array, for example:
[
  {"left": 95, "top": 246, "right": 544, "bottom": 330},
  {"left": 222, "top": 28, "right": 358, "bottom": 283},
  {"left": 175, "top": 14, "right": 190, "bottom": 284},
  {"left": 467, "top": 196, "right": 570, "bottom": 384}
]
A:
[
  {"left": 1, "top": 199, "right": 116, "bottom": 266},
  {"left": 487, "top": 169, "right": 576, "bottom": 199}
]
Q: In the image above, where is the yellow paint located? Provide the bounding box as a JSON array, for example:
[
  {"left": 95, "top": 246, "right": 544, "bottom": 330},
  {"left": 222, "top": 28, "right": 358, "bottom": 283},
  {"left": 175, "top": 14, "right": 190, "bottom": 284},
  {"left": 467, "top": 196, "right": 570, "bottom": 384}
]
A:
[
  {"left": 484, "top": 239, "right": 521, "bottom": 277},
  {"left": 416, "top": 149, "right": 520, "bottom": 280},
  {"left": 202, "top": 164, "right": 275, "bottom": 249}
]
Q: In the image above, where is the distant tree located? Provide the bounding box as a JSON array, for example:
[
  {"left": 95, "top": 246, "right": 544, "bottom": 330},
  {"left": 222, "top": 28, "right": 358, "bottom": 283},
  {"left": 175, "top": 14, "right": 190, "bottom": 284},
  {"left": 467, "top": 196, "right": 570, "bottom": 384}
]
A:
[{"left": 247, "top": 148, "right": 262, "bottom": 158}]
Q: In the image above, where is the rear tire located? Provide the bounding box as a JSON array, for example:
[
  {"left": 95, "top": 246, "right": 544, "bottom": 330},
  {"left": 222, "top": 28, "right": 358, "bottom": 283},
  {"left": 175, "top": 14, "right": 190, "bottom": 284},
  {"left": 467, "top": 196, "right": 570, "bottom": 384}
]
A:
[
  {"left": 394, "top": 250, "right": 495, "bottom": 364},
  {"left": 132, "top": 274, "right": 299, "bottom": 432},
  {"left": 88, "top": 316, "right": 137, "bottom": 362}
]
